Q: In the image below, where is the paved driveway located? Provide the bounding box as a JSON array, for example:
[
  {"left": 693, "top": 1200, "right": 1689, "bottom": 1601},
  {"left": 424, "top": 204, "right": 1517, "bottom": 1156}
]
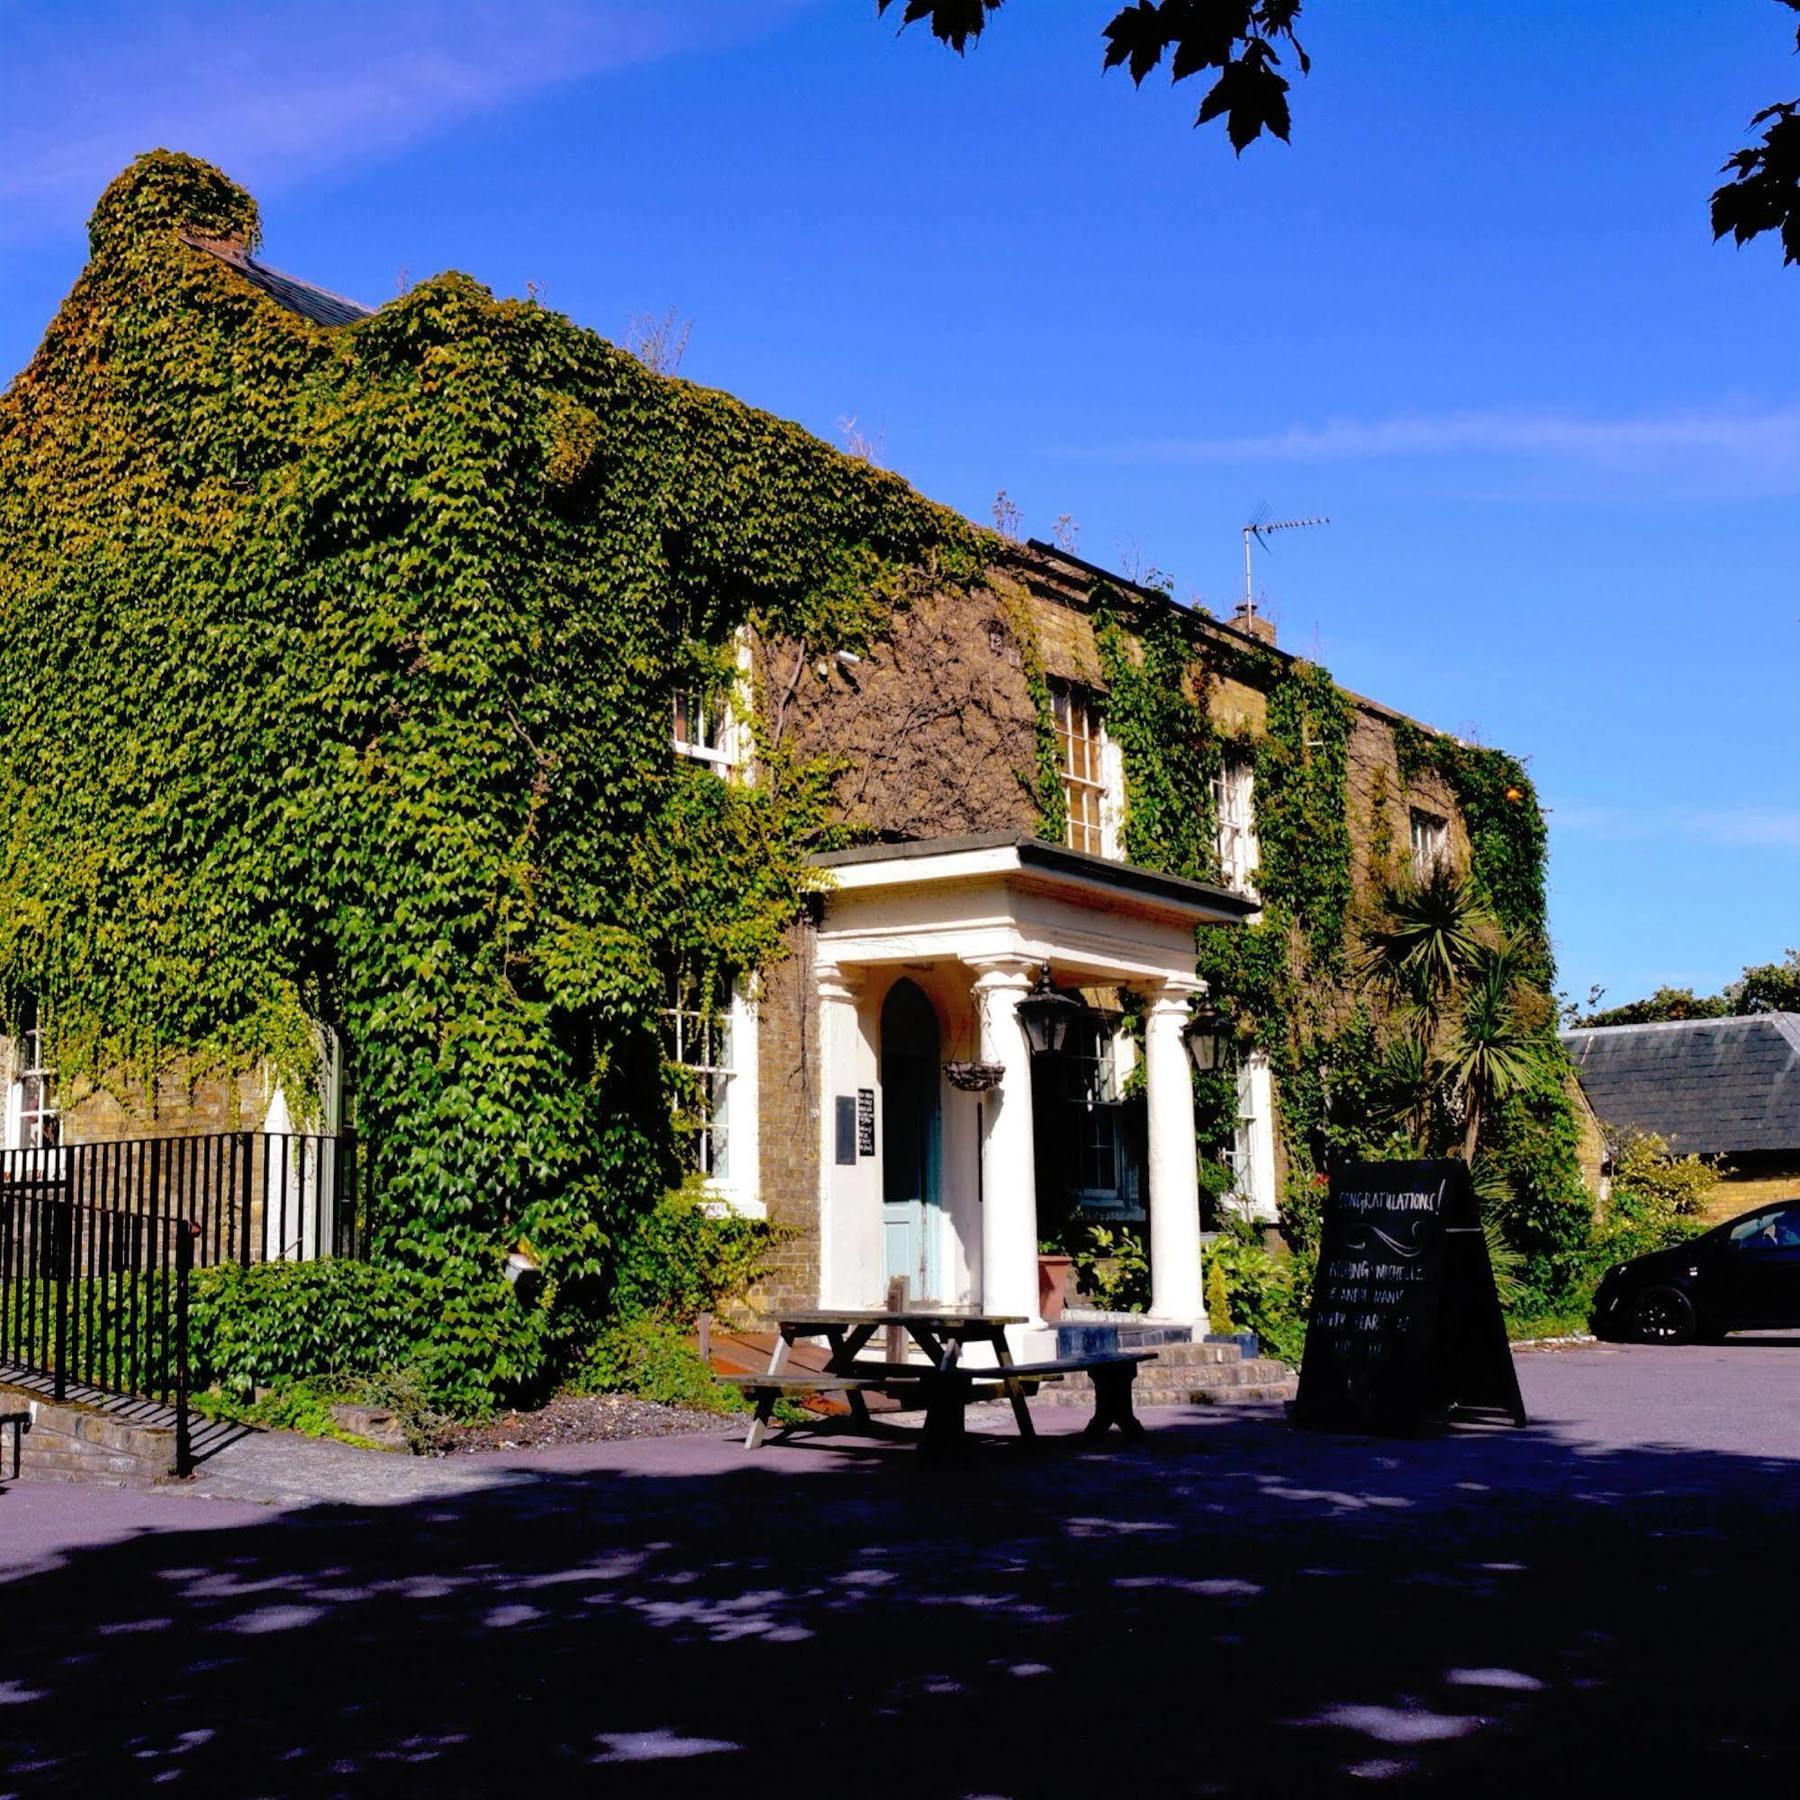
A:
[{"left": 2, "top": 1341, "right": 1798, "bottom": 1794}]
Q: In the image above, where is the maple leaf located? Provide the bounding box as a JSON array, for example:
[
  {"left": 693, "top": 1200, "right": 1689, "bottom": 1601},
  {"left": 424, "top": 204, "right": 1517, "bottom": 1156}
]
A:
[{"left": 876, "top": 0, "right": 1003, "bottom": 54}]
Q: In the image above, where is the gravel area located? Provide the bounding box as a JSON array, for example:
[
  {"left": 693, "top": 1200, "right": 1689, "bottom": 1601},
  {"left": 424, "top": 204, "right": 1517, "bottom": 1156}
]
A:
[{"left": 436, "top": 1392, "right": 733, "bottom": 1453}]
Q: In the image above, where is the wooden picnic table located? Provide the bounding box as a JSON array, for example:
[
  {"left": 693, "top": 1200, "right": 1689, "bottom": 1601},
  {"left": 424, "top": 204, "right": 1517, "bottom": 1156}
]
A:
[{"left": 728, "top": 1308, "right": 1152, "bottom": 1451}]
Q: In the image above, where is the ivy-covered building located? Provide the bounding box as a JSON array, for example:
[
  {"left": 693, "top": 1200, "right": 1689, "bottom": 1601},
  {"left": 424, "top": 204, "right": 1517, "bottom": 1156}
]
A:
[{"left": 0, "top": 153, "right": 1578, "bottom": 1352}]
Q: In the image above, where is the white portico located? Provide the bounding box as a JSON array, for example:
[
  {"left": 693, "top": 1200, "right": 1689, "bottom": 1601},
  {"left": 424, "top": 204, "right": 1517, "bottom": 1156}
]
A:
[{"left": 809, "top": 832, "right": 1255, "bottom": 1351}]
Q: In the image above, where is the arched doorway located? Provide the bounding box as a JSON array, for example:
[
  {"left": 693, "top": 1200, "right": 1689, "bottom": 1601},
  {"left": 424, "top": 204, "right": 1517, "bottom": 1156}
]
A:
[{"left": 880, "top": 978, "right": 941, "bottom": 1300}]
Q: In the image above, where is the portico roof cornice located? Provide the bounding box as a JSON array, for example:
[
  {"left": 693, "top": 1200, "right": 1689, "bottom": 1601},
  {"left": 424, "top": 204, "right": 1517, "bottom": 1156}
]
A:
[{"left": 810, "top": 832, "right": 1258, "bottom": 930}]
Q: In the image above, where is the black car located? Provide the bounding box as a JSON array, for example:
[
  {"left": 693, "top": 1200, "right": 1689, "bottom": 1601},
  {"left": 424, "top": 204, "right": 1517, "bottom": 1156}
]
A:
[{"left": 1592, "top": 1200, "right": 1800, "bottom": 1343}]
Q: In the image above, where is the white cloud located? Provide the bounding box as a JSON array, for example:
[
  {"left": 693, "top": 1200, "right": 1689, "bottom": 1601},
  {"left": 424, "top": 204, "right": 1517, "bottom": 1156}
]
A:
[
  {"left": 1555, "top": 803, "right": 1800, "bottom": 852},
  {"left": 0, "top": 1, "right": 805, "bottom": 239},
  {"left": 1065, "top": 404, "right": 1800, "bottom": 497}
]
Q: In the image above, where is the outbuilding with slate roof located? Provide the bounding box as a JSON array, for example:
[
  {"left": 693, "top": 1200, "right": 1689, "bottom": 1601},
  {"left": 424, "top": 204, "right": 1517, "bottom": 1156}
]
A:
[{"left": 1560, "top": 1013, "right": 1800, "bottom": 1216}]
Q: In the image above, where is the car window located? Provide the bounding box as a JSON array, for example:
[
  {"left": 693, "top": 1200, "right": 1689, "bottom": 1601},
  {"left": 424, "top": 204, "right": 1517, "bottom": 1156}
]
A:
[{"left": 1728, "top": 1206, "right": 1800, "bottom": 1251}]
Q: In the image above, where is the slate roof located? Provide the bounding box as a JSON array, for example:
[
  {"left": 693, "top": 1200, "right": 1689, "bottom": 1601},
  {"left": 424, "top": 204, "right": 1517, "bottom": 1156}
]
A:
[
  {"left": 1559, "top": 1013, "right": 1800, "bottom": 1157},
  {"left": 181, "top": 233, "right": 374, "bottom": 328}
]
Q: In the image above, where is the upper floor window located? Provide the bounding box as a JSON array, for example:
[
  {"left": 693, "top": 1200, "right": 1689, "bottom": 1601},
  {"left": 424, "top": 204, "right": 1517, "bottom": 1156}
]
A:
[
  {"left": 1052, "top": 682, "right": 1109, "bottom": 859},
  {"left": 1409, "top": 808, "right": 1448, "bottom": 880},
  {"left": 9, "top": 1021, "right": 58, "bottom": 1151},
  {"left": 673, "top": 690, "right": 734, "bottom": 770},
  {"left": 1213, "top": 755, "right": 1259, "bottom": 895}
]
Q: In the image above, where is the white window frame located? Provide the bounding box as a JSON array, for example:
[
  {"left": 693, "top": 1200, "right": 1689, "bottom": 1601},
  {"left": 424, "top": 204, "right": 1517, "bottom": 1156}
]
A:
[
  {"left": 1409, "top": 808, "right": 1448, "bottom": 880},
  {"left": 663, "top": 973, "right": 762, "bottom": 1217},
  {"left": 1053, "top": 682, "right": 1120, "bottom": 860},
  {"left": 1223, "top": 1049, "right": 1278, "bottom": 1224},
  {"left": 672, "top": 632, "right": 754, "bottom": 778},
  {"left": 1213, "top": 754, "right": 1260, "bottom": 896},
  {"left": 4, "top": 1023, "right": 59, "bottom": 1155},
  {"left": 1064, "top": 1015, "right": 1137, "bottom": 1209}
]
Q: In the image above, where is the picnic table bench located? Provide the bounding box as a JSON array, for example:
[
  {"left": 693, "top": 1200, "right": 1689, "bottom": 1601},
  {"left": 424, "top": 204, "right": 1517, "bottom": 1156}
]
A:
[
  {"left": 1, "top": 1408, "right": 30, "bottom": 1481},
  {"left": 722, "top": 1308, "right": 1157, "bottom": 1452}
]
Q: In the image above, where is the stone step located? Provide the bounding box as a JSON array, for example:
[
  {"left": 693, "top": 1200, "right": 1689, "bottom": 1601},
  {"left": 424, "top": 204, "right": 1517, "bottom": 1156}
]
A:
[
  {"left": 1048, "top": 1353, "right": 1287, "bottom": 1392},
  {"left": 1193, "top": 1380, "right": 1298, "bottom": 1405},
  {"left": 1033, "top": 1357, "right": 1295, "bottom": 1408},
  {"left": 1051, "top": 1346, "right": 1245, "bottom": 1368}
]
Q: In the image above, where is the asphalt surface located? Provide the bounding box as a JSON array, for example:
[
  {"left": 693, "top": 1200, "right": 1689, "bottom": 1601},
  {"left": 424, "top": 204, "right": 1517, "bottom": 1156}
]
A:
[{"left": 2, "top": 1339, "right": 1798, "bottom": 1795}]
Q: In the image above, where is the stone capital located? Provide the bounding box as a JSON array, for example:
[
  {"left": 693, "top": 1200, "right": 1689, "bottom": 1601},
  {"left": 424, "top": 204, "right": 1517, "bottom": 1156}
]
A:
[
  {"left": 815, "top": 958, "right": 865, "bottom": 1005},
  {"left": 1142, "top": 975, "right": 1207, "bottom": 1019},
  {"left": 963, "top": 954, "right": 1041, "bottom": 995}
]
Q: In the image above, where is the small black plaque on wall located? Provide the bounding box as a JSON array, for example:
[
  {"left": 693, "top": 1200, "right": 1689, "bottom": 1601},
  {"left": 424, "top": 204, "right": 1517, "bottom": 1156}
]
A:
[
  {"left": 857, "top": 1088, "right": 876, "bottom": 1157},
  {"left": 834, "top": 1096, "right": 857, "bottom": 1167}
]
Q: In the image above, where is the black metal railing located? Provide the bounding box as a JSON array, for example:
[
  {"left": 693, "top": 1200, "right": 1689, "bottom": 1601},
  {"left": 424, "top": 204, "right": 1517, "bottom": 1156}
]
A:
[
  {"left": 0, "top": 1131, "right": 358, "bottom": 1473},
  {"left": 0, "top": 1188, "right": 197, "bottom": 1470},
  {"left": 0, "top": 1131, "right": 359, "bottom": 1268}
]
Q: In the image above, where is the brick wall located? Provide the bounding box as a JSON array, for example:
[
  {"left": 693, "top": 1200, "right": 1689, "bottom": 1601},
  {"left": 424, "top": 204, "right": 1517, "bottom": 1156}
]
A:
[
  {"left": 765, "top": 582, "right": 1041, "bottom": 843},
  {"left": 749, "top": 919, "right": 822, "bottom": 1315},
  {"left": 0, "top": 1037, "right": 272, "bottom": 1147}
]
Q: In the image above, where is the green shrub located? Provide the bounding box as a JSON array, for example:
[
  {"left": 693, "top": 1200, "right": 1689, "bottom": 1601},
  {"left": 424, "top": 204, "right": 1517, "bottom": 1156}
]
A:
[
  {"left": 1205, "top": 1254, "right": 1233, "bottom": 1334},
  {"left": 191, "top": 1256, "right": 557, "bottom": 1418},
  {"left": 190, "top": 1369, "right": 451, "bottom": 1452},
  {"left": 1206, "top": 1228, "right": 1308, "bottom": 1366},
  {"left": 1608, "top": 1131, "right": 1719, "bottom": 1219},
  {"left": 606, "top": 1187, "right": 779, "bottom": 1325},
  {"left": 568, "top": 1318, "right": 743, "bottom": 1415},
  {"left": 1072, "top": 1224, "right": 1150, "bottom": 1313}
]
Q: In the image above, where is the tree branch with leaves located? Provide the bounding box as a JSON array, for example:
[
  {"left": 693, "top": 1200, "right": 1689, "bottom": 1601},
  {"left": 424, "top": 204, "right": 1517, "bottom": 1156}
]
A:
[{"left": 877, "top": 0, "right": 1310, "bottom": 151}]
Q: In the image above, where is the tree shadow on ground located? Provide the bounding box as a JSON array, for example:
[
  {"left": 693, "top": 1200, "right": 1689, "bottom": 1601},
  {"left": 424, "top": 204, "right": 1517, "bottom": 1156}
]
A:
[{"left": 1, "top": 1409, "right": 1797, "bottom": 1796}]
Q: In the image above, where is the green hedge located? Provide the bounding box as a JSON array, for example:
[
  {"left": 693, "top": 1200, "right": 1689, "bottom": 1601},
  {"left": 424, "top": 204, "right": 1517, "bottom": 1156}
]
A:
[{"left": 191, "top": 1257, "right": 557, "bottom": 1417}]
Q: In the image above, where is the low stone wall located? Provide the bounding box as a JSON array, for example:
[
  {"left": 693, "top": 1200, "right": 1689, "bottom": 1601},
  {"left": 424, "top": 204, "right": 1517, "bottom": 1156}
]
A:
[{"left": 0, "top": 1382, "right": 179, "bottom": 1488}]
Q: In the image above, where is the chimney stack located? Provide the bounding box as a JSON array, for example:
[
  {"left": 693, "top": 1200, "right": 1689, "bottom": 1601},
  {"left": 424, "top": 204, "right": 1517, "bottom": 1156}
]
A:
[{"left": 1229, "top": 602, "right": 1278, "bottom": 647}]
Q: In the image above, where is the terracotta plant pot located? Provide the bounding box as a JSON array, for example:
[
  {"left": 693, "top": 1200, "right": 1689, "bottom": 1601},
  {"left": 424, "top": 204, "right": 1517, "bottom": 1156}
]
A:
[{"left": 1037, "top": 1253, "right": 1076, "bottom": 1323}]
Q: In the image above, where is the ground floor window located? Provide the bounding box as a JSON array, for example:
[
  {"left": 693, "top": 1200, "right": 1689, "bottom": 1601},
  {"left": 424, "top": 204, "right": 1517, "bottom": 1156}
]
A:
[
  {"left": 663, "top": 972, "right": 736, "bottom": 1182},
  {"left": 1221, "top": 1049, "right": 1277, "bottom": 1222},
  {"left": 1060, "top": 1014, "right": 1142, "bottom": 1211},
  {"left": 660, "top": 971, "right": 761, "bottom": 1212},
  {"left": 7, "top": 1017, "right": 58, "bottom": 1152}
]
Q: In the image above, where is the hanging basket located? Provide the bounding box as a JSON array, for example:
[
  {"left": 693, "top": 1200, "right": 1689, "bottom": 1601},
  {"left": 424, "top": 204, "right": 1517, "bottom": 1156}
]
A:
[{"left": 943, "top": 1060, "right": 1005, "bottom": 1093}]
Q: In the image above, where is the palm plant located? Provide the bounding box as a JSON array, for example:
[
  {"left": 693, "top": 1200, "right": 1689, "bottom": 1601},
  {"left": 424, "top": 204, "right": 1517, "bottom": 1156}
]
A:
[
  {"left": 1360, "top": 869, "right": 1550, "bottom": 1165},
  {"left": 1442, "top": 932, "right": 1545, "bottom": 1160},
  {"left": 1358, "top": 862, "right": 1487, "bottom": 1030}
]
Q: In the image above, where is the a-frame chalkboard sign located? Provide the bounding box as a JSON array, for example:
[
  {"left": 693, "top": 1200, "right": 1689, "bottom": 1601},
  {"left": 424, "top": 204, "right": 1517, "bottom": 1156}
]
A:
[{"left": 1292, "top": 1159, "right": 1526, "bottom": 1434}]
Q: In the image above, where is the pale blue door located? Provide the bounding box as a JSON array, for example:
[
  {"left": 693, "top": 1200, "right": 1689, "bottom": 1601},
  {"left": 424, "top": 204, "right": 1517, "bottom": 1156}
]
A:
[{"left": 880, "top": 979, "right": 941, "bottom": 1301}]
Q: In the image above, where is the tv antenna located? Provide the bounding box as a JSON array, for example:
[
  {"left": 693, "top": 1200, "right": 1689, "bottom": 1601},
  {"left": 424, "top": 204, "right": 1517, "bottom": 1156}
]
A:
[{"left": 1242, "top": 510, "right": 1330, "bottom": 618}]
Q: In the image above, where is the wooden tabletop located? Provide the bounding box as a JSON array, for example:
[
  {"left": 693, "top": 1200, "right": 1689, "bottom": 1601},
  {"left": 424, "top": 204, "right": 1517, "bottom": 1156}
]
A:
[{"left": 768, "top": 1309, "right": 1028, "bottom": 1330}]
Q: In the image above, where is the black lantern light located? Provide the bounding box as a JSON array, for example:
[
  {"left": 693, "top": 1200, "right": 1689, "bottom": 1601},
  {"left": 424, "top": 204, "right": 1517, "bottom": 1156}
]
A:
[
  {"left": 1015, "top": 964, "right": 1084, "bottom": 1057},
  {"left": 1182, "top": 999, "right": 1233, "bottom": 1074}
]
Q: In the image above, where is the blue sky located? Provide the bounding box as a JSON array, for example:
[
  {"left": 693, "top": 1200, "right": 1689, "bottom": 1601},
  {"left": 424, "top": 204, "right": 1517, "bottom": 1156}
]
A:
[{"left": 2, "top": 0, "right": 1796, "bottom": 1008}]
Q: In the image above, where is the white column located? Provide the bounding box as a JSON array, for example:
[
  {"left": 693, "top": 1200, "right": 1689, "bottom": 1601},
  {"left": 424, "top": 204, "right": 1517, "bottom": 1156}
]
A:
[
  {"left": 967, "top": 957, "right": 1042, "bottom": 1331},
  {"left": 815, "top": 958, "right": 865, "bottom": 1308},
  {"left": 1144, "top": 979, "right": 1206, "bottom": 1323}
]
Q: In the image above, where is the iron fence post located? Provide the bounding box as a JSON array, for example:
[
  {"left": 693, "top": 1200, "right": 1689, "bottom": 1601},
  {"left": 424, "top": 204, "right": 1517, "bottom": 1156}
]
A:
[
  {"left": 174, "top": 1221, "right": 195, "bottom": 1478},
  {"left": 51, "top": 1200, "right": 69, "bottom": 1403}
]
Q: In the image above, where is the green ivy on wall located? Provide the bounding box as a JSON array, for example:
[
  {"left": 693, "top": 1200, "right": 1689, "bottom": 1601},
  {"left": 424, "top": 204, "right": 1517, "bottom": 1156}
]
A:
[
  {"left": 1073, "top": 583, "right": 1584, "bottom": 1309},
  {"left": 1255, "top": 662, "right": 1355, "bottom": 974},
  {"left": 0, "top": 152, "right": 988, "bottom": 1297},
  {"left": 1391, "top": 722, "right": 1550, "bottom": 962},
  {"left": 1094, "top": 586, "right": 1220, "bottom": 880}
]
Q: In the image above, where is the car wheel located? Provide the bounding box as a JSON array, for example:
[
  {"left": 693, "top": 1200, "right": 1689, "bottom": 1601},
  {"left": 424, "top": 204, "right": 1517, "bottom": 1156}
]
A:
[{"left": 1631, "top": 1285, "right": 1697, "bottom": 1345}]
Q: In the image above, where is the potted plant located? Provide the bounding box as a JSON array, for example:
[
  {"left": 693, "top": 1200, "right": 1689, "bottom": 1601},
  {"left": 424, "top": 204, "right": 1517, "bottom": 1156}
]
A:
[{"left": 1036, "top": 1239, "right": 1077, "bottom": 1322}]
